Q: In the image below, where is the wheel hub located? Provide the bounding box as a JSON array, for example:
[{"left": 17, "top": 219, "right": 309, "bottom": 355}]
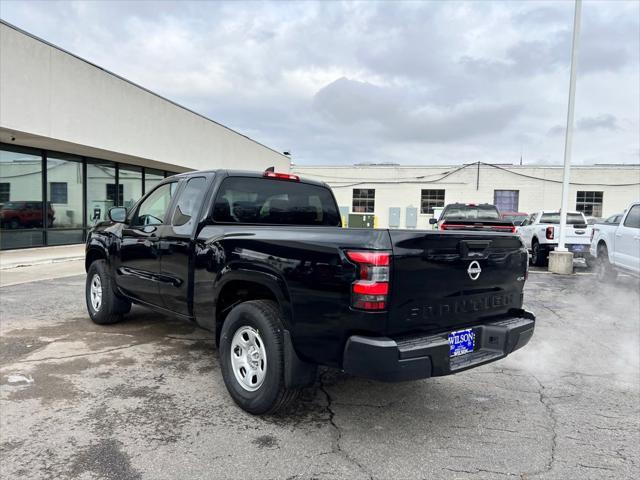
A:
[
  {"left": 230, "top": 326, "right": 267, "bottom": 392},
  {"left": 90, "top": 273, "right": 102, "bottom": 312}
]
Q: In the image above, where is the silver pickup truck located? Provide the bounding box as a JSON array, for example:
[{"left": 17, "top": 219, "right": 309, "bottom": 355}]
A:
[{"left": 590, "top": 201, "right": 640, "bottom": 280}]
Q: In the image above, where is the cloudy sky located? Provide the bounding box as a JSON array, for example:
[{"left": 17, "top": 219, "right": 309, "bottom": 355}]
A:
[{"left": 1, "top": 1, "right": 639, "bottom": 166}]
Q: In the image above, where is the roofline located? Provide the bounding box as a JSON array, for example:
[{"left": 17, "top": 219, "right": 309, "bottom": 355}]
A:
[
  {"left": 294, "top": 163, "right": 640, "bottom": 169},
  {"left": 0, "top": 19, "right": 289, "bottom": 161},
  {"left": 168, "top": 168, "right": 329, "bottom": 188}
]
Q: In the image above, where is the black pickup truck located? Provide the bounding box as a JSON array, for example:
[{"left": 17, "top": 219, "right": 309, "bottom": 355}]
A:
[
  {"left": 85, "top": 169, "right": 535, "bottom": 414},
  {"left": 431, "top": 203, "right": 517, "bottom": 232}
]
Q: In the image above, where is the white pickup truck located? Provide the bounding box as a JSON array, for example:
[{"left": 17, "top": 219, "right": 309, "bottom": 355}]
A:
[
  {"left": 590, "top": 201, "right": 640, "bottom": 280},
  {"left": 517, "top": 210, "right": 592, "bottom": 266}
]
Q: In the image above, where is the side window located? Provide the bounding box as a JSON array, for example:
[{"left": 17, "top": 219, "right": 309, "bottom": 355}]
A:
[
  {"left": 623, "top": 205, "right": 640, "bottom": 229},
  {"left": 171, "top": 177, "right": 207, "bottom": 234},
  {"left": 133, "top": 182, "right": 176, "bottom": 226}
]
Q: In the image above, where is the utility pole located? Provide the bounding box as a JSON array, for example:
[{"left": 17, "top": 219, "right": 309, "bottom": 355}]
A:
[{"left": 557, "top": 0, "right": 582, "bottom": 252}]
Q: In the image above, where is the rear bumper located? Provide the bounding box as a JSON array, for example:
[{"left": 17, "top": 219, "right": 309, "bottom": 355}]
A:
[{"left": 342, "top": 310, "right": 535, "bottom": 382}]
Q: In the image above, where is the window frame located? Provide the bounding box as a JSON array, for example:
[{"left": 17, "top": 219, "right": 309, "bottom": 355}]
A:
[
  {"left": 129, "top": 180, "right": 179, "bottom": 227},
  {"left": 49, "top": 182, "right": 68, "bottom": 204},
  {"left": 493, "top": 189, "right": 519, "bottom": 213},
  {"left": 211, "top": 176, "right": 341, "bottom": 226},
  {"left": 352, "top": 188, "right": 375, "bottom": 213},
  {"left": 420, "top": 189, "right": 445, "bottom": 215},
  {"left": 576, "top": 191, "right": 604, "bottom": 217},
  {"left": 623, "top": 204, "right": 640, "bottom": 229},
  {"left": 0, "top": 182, "right": 10, "bottom": 203},
  {"left": 170, "top": 176, "right": 208, "bottom": 234}
]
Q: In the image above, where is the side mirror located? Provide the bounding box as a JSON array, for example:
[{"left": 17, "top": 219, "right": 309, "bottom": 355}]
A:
[
  {"left": 108, "top": 207, "right": 127, "bottom": 223},
  {"left": 428, "top": 218, "right": 437, "bottom": 225}
]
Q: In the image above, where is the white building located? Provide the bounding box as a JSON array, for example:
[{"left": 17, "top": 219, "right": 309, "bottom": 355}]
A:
[
  {"left": 0, "top": 21, "right": 289, "bottom": 250},
  {"left": 294, "top": 163, "right": 640, "bottom": 229},
  {"left": 2, "top": 21, "right": 638, "bottom": 249}
]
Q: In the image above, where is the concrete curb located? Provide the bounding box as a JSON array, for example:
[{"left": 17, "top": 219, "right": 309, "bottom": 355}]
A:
[
  {"left": 0, "top": 256, "right": 85, "bottom": 270},
  {"left": 0, "top": 244, "right": 85, "bottom": 270}
]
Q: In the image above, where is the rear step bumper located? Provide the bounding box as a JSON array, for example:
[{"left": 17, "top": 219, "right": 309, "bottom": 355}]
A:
[{"left": 342, "top": 310, "right": 535, "bottom": 382}]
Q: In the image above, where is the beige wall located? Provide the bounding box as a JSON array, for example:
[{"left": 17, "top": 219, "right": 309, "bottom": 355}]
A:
[
  {"left": 294, "top": 164, "right": 640, "bottom": 229},
  {"left": 0, "top": 22, "right": 289, "bottom": 173}
]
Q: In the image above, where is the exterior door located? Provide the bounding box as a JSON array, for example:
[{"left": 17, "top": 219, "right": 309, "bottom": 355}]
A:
[
  {"left": 159, "top": 175, "right": 211, "bottom": 315},
  {"left": 117, "top": 181, "right": 178, "bottom": 306},
  {"left": 615, "top": 204, "right": 640, "bottom": 272}
]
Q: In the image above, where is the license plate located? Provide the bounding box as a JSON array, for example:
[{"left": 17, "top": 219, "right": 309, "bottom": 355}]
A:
[
  {"left": 569, "top": 244, "right": 585, "bottom": 252},
  {"left": 448, "top": 328, "right": 475, "bottom": 357}
]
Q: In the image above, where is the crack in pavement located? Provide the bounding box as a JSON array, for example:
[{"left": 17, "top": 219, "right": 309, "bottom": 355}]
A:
[
  {"left": 442, "top": 466, "right": 518, "bottom": 477},
  {"left": 6, "top": 335, "right": 213, "bottom": 365},
  {"left": 317, "top": 371, "right": 374, "bottom": 480},
  {"left": 9, "top": 341, "right": 150, "bottom": 364},
  {"left": 524, "top": 374, "right": 559, "bottom": 479}
]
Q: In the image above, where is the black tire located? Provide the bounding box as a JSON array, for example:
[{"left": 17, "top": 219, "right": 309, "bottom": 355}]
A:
[
  {"left": 595, "top": 245, "right": 617, "bottom": 282},
  {"left": 531, "top": 240, "right": 547, "bottom": 267},
  {"left": 219, "top": 300, "right": 299, "bottom": 415},
  {"left": 86, "top": 259, "right": 131, "bottom": 325}
]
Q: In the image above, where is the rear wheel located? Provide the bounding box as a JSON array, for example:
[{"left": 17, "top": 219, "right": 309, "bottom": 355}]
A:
[
  {"left": 219, "top": 300, "right": 299, "bottom": 415},
  {"left": 595, "top": 245, "right": 617, "bottom": 282},
  {"left": 531, "top": 240, "right": 547, "bottom": 267},
  {"left": 86, "top": 260, "right": 131, "bottom": 324}
]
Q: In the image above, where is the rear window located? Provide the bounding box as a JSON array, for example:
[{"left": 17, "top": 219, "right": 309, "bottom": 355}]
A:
[
  {"left": 443, "top": 205, "right": 500, "bottom": 220},
  {"left": 503, "top": 214, "right": 528, "bottom": 222},
  {"left": 213, "top": 177, "right": 341, "bottom": 226},
  {"left": 540, "top": 213, "right": 586, "bottom": 225}
]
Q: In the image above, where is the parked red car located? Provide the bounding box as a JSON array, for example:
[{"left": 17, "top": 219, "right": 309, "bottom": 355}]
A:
[
  {"left": 500, "top": 211, "right": 528, "bottom": 226},
  {"left": 0, "top": 201, "right": 55, "bottom": 229}
]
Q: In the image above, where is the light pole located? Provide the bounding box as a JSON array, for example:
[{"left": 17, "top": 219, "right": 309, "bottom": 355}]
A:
[
  {"left": 549, "top": 0, "right": 582, "bottom": 274},
  {"left": 557, "top": 0, "right": 582, "bottom": 252}
]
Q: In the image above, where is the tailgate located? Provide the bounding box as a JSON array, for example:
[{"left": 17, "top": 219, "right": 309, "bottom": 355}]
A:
[
  {"left": 564, "top": 224, "right": 592, "bottom": 244},
  {"left": 387, "top": 230, "right": 528, "bottom": 336}
]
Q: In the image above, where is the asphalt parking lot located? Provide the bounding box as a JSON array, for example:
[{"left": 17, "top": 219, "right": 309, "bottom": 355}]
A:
[{"left": 1, "top": 267, "right": 638, "bottom": 480}]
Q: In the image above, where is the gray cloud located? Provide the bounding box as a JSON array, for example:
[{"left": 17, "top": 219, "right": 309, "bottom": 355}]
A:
[
  {"left": 0, "top": 0, "right": 638, "bottom": 165},
  {"left": 577, "top": 114, "right": 619, "bottom": 131}
]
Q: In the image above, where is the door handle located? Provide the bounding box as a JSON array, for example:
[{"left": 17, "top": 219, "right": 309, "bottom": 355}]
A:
[{"left": 615, "top": 233, "right": 622, "bottom": 237}]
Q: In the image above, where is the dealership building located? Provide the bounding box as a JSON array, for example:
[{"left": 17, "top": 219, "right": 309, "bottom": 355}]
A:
[
  {"left": 1, "top": 20, "right": 639, "bottom": 250},
  {"left": 0, "top": 21, "right": 289, "bottom": 250},
  {"left": 293, "top": 163, "right": 640, "bottom": 229}
]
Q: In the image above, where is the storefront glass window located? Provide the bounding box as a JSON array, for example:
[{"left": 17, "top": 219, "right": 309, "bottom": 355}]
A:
[
  {"left": 145, "top": 168, "right": 165, "bottom": 194},
  {"left": 119, "top": 165, "right": 143, "bottom": 210},
  {"left": 87, "top": 160, "right": 116, "bottom": 225},
  {"left": 0, "top": 145, "right": 44, "bottom": 248},
  {"left": 46, "top": 153, "right": 84, "bottom": 245}
]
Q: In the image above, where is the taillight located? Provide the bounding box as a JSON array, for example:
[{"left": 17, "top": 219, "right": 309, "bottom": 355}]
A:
[
  {"left": 546, "top": 226, "right": 554, "bottom": 240},
  {"left": 591, "top": 228, "right": 596, "bottom": 241},
  {"left": 263, "top": 171, "right": 300, "bottom": 181},
  {"left": 346, "top": 250, "right": 390, "bottom": 311}
]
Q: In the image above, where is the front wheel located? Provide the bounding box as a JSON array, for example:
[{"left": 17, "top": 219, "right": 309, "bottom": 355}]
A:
[
  {"left": 595, "top": 245, "right": 617, "bottom": 282},
  {"left": 219, "top": 300, "right": 299, "bottom": 415},
  {"left": 86, "top": 260, "right": 131, "bottom": 324}
]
